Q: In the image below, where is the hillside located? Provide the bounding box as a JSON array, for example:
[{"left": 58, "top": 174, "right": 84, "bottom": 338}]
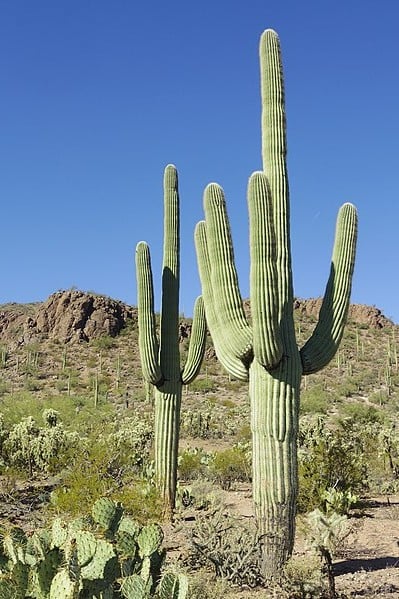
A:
[{"left": 0, "top": 289, "right": 396, "bottom": 415}]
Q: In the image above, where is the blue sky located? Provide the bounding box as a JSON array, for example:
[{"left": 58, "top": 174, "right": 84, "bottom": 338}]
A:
[{"left": 1, "top": 1, "right": 398, "bottom": 322}]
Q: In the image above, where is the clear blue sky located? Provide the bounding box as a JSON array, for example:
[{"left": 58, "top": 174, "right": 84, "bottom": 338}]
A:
[{"left": 1, "top": 1, "right": 398, "bottom": 322}]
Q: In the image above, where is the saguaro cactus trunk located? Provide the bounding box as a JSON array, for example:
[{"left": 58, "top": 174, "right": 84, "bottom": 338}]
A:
[
  {"left": 195, "top": 30, "right": 358, "bottom": 578},
  {"left": 136, "top": 165, "right": 206, "bottom": 518}
]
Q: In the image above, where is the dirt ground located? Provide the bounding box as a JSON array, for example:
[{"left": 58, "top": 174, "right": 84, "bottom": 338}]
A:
[
  {"left": 179, "top": 486, "right": 399, "bottom": 598},
  {"left": 332, "top": 496, "right": 399, "bottom": 598},
  {"left": 236, "top": 490, "right": 399, "bottom": 598}
]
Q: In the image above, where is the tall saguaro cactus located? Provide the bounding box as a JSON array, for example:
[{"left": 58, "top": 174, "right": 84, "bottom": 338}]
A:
[
  {"left": 195, "top": 30, "right": 358, "bottom": 578},
  {"left": 136, "top": 164, "right": 206, "bottom": 518}
]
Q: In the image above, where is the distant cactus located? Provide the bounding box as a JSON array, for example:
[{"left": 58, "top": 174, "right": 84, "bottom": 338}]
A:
[
  {"left": 195, "top": 29, "right": 357, "bottom": 578},
  {"left": 136, "top": 165, "right": 206, "bottom": 517}
]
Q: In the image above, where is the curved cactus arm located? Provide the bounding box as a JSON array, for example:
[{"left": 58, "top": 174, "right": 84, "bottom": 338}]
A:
[
  {"left": 300, "top": 203, "right": 358, "bottom": 374},
  {"left": 202, "top": 183, "right": 253, "bottom": 361},
  {"left": 248, "top": 171, "right": 283, "bottom": 369},
  {"left": 195, "top": 220, "right": 249, "bottom": 381},
  {"left": 135, "top": 242, "right": 163, "bottom": 385},
  {"left": 181, "top": 296, "right": 207, "bottom": 385},
  {"left": 160, "top": 164, "right": 180, "bottom": 381},
  {"left": 260, "top": 30, "right": 294, "bottom": 319}
]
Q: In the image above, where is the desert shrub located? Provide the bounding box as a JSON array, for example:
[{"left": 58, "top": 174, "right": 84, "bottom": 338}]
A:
[
  {"left": 52, "top": 451, "right": 161, "bottom": 523},
  {"left": 209, "top": 445, "right": 251, "bottom": 490},
  {"left": 187, "top": 572, "right": 230, "bottom": 599},
  {"left": 23, "top": 376, "right": 42, "bottom": 392},
  {"left": 2, "top": 411, "right": 79, "bottom": 476},
  {"left": 300, "top": 384, "right": 330, "bottom": 415},
  {"left": 91, "top": 334, "right": 116, "bottom": 350},
  {"left": 49, "top": 443, "right": 110, "bottom": 514},
  {"left": 178, "top": 448, "right": 211, "bottom": 481},
  {"left": 322, "top": 487, "right": 358, "bottom": 515},
  {"left": 51, "top": 415, "right": 157, "bottom": 520},
  {"left": 191, "top": 508, "right": 263, "bottom": 588},
  {"left": 0, "top": 392, "right": 114, "bottom": 432},
  {"left": 106, "top": 414, "right": 153, "bottom": 472},
  {"left": 111, "top": 476, "right": 164, "bottom": 524},
  {"left": 235, "top": 422, "right": 252, "bottom": 443},
  {"left": 335, "top": 378, "right": 359, "bottom": 398},
  {"left": 338, "top": 402, "right": 384, "bottom": 424},
  {"left": 0, "top": 378, "right": 9, "bottom": 397},
  {"left": 297, "top": 416, "right": 371, "bottom": 513},
  {"left": 279, "top": 555, "right": 328, "bottom": 598},
  {"left": 188, "top": 378, "right": 216, "bottom": 393}
]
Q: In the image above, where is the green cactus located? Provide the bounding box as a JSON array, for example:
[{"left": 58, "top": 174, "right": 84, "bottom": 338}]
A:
[
  {"left": 92, "top": 497, "right": 123, "bottom": 534},
  {"left": 135, "top": 164, "right": 207, "bottom": 517},
  {"left": 49, "top": 569, "right": 80, "bottom": 599},
  {"left": 158, "top": 572, "right": 188, "bottom": 599},
  {"left": 120, "top": 574, "right": 148, "bottom": 599},
  {"left": 195, "top": 29, "right": 357, "bottom": 578},
  {"left": 0, "top": 498, "right": 171, "bottom": 598},
  {"left": 137, "top": 524, "right": 163, "bottom": 559}
]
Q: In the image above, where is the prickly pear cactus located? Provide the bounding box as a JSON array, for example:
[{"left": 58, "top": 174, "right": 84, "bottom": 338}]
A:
[
  {"left": 66, "top": 530, "right": 97, "bottom": 568},
  {"left": 137, "top": 524, "right": 163, "bottom": 559},
  {"left": 49, "top": 569, "right": 80, "bottom": 599},
  {"left": 0, "top": 498, "right": 170, "bottom": 597},
  {"left": 92, "top": 497, "right": 123, "bottom": 534},
  {"left": 120, "top": 573, "right": 148, "bottom": 599},
  {"left": 158, "top": 572, "right": 188, "bottom": 599}
]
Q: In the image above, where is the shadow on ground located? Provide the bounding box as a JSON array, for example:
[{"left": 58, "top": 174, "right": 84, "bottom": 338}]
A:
[{"left": 335, "top": 556, "right": 399, "bottom": 575}]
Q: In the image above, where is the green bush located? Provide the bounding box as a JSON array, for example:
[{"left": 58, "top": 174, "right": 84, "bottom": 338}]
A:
[
  {"left": 300, "top": 384, "right": 331, "bottom": 415},
  {"left": 209, "top": 445, "right": 251, "bottom": 490},
  {"left": 297, "top": 416, "right": 371, "bottom": 513},
  {"left": 51, "top": 414, "right": 157, "bottom": 520},
  {"left": 178, "top": 448, "right": 210, "bottom": 481},
  {"left": 188, "top": 378, "right": 216, "bottom": 393}
]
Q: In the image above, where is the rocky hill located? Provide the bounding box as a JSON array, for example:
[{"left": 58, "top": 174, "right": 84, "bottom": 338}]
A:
[
  {"left": 0, "top": 290, "right": 392, "bottom": 349},
  {"left": 0, "top": 289, "right": 396, "bottom": 416},
  {"left": 0, "top": 290, "right": 136, "bottom": 347}
]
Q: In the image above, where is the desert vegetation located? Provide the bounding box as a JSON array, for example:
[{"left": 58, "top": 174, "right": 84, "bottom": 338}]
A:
[{"left": 0, "top": 291, "right": 398, "bottom": 597}]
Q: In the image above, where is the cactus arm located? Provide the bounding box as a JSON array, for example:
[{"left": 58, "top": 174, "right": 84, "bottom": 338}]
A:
[
  {"left": 195, "top": 220, "right": 249, "bottom": 381},
  {"left": 135, "top": 242, "right": 163, "bottom": 385},
  {"left": 181, "top": 296, "right": 207, "bottom": 385},
  {"left": 248, "top": 171, "right": 283, "bottom": 369},
  {"left": 202, "top": 183, "right": 253, "bottom": 362},
  {"left": 300, "top": 203, "right": 358, "bottom": 374},
  {"left": 260, "top": 30, "right": 293, "bottom": 319},
  {"left": 160, "top": 164, "right": 180, "bottom": 381}
]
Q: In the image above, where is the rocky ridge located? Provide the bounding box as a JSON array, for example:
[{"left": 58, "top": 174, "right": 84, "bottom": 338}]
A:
[
  {"left": 0, "top": 290, "right": 392, "bottom": 349},
  {"left": 0, "top": 290, "right": 136, "bottom": 347}
]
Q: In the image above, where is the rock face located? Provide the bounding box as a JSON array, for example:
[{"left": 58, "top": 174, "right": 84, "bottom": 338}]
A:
[
  {"left": 0, "top": 291, "right": 136, "bottom": 346},
  {"left": 34, "top": 291, "right": 136, "bottom": 343},
  {"left": 293, "top": 298, "right": 392, "bottom": 329}
]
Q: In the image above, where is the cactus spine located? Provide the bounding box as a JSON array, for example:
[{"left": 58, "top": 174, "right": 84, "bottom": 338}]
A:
[
  {"left": 195, "top": 30, "right": 357, "bottom": 578},
  {"left": 136, "top": 165, "right": 206, "bottom": 517}
]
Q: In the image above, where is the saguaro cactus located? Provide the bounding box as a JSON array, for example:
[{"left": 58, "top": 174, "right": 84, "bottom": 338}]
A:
[
  {"left": 136, "top": 164, "right": 206, "bottom": 517},
  {"left": 195, "top": 30, "right": 357, "bottom": 578}
]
